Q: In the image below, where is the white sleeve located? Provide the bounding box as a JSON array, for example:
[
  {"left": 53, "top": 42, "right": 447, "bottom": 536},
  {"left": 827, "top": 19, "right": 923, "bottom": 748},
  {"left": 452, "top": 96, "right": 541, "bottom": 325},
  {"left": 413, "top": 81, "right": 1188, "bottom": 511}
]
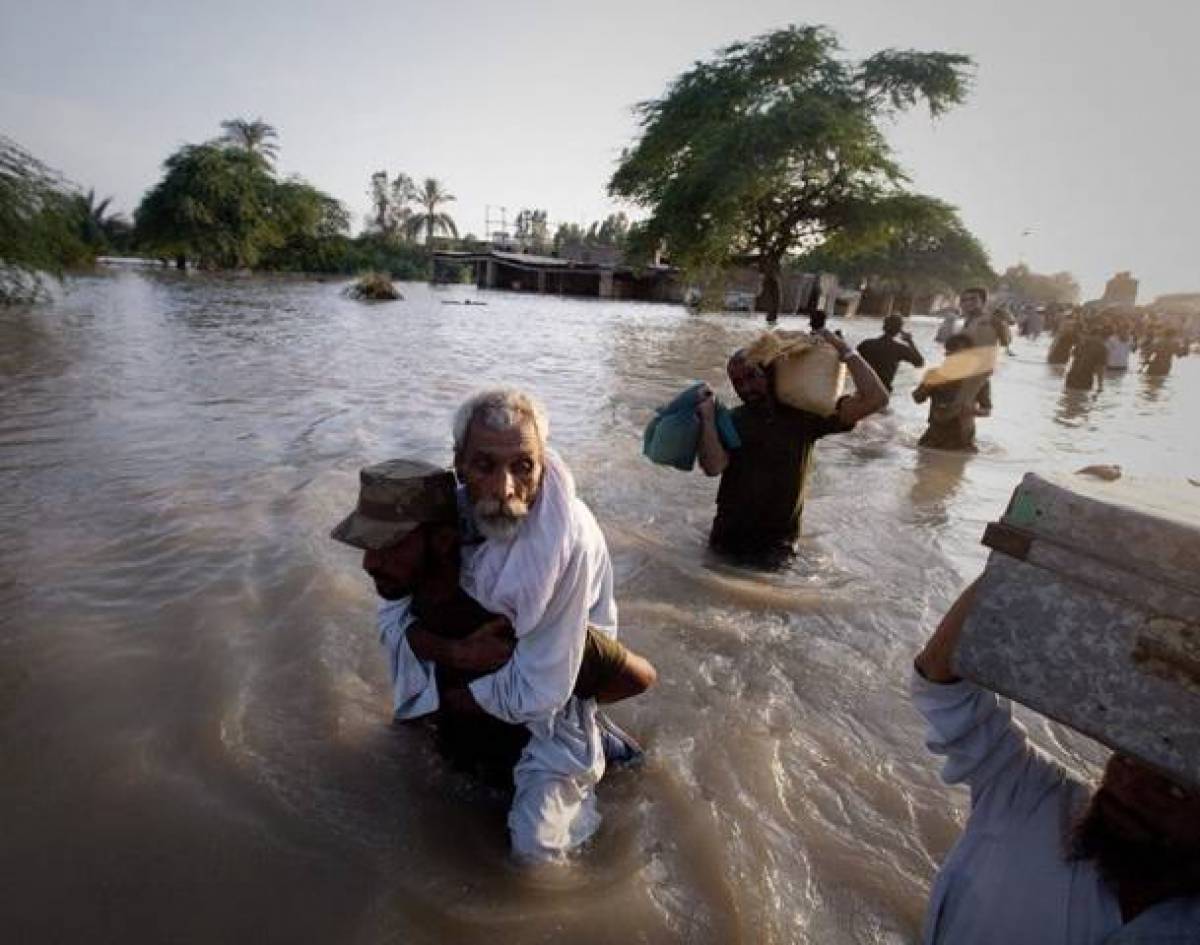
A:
[
  {"left": 467, "top": 543, "right": 591, "bottom": 727},
  {"left": 377, "top": 598, "right": 440, "bottom": 719}
]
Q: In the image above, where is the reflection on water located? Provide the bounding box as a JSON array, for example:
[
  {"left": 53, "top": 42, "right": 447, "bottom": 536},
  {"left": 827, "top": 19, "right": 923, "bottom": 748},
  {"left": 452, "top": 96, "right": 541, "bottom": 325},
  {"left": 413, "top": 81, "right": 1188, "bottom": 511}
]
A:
[{"left": 1, "top": 269, "right": 1197, "bottom": 943}]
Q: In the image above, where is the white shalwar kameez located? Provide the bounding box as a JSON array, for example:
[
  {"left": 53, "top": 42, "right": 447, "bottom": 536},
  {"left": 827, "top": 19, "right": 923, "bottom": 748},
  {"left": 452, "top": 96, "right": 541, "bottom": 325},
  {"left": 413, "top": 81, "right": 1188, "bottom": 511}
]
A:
[
  {"left": 378, "top": 450, "right": 617, "bottom": 862},
  {"left": 914, "top": 671, "right": 1200, "bottom": 944}
]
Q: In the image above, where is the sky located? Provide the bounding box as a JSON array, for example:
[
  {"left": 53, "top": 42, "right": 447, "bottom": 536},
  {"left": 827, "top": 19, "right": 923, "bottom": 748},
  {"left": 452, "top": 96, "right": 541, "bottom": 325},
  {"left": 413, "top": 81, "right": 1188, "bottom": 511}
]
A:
[{"left": 2, "top": 0, "right": 1196, "bottom": 300}]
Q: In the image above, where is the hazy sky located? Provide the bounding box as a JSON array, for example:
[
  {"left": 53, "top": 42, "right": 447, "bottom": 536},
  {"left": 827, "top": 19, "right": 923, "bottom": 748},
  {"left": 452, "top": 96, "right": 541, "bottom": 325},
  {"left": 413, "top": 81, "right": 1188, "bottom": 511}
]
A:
[{"left": 2, "top": 0, "right": 1195, "bottom": 299}]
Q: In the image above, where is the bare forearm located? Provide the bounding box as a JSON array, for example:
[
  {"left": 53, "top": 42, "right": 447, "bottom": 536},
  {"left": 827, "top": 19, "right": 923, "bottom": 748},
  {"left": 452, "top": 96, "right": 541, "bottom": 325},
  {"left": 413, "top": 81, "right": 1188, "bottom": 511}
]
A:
[
  {"left": 843, "top": 353, "right": 889, "bottom": 417},
  {"left": 914, "top": 580, "right": 979, "bottom": 683}
]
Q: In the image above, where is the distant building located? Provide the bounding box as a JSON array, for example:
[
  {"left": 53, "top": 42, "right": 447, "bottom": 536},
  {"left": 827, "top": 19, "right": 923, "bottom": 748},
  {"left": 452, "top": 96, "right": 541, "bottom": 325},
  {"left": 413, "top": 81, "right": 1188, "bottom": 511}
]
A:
[
  {"left": 433, "top": 249, "right": 684, "bottom": 303},
  {"left": 1101, "top": 271, "right": 1138, "bottom": 306}
]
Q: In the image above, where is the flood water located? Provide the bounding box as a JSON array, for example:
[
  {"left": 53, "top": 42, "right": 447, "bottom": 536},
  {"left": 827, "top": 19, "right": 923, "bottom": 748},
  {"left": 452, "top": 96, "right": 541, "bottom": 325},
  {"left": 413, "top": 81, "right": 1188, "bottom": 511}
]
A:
[{"left": 2, "top": 269, "right": 1196, "bottom": 944}]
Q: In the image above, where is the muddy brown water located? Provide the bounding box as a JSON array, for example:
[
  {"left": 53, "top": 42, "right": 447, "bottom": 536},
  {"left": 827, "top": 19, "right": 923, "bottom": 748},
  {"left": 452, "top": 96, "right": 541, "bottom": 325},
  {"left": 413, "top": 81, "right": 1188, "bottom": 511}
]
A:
[{"left": 2, "top": 270, "right": 1196, "bottom": 943}]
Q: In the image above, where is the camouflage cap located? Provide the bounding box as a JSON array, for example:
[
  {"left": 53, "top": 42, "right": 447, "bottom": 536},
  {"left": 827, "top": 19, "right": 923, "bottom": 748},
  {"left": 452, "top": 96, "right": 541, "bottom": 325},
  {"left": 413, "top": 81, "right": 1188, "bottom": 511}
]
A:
[{"left": 330, "top": 459, "right": 458, "bottom": 551}]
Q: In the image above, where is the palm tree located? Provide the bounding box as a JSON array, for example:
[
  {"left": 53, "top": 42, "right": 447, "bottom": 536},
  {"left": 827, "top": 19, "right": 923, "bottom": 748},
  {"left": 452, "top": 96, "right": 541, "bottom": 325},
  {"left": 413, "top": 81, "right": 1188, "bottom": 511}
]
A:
[
  {"left": 76, "top": 188, "right": 128, "bottom": 249},
  {"left": 219, "top": 117, "right": 280, "bottom": 165},
  {"left": 404, "top": 177, "right": 458, "bottom": 246}
]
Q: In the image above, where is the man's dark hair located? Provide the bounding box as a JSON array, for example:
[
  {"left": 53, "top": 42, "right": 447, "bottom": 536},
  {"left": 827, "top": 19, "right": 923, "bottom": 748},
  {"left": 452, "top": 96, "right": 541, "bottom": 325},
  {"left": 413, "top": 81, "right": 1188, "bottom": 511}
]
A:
[
  {"left": 962, "top": 286, "right": 989, "bottom": 303},
  {"left": 882, "top": 315, "right": 904, "bottom": 336}
]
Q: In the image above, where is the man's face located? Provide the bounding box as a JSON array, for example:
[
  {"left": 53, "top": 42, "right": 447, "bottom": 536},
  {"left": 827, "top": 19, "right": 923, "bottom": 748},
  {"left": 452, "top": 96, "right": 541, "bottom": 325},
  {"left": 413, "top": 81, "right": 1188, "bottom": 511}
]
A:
[
  {"left": 959, "top": 291, "right": 984, "bottom": 318},
  {"left": 361, "top": 527, "right": 426, "bottom": 600},
  {"left": 458, "top": 418, "right": 543, "bottom": 542},
  {"left": 728, "top": 357, "right": 769, "bottom": 405}
]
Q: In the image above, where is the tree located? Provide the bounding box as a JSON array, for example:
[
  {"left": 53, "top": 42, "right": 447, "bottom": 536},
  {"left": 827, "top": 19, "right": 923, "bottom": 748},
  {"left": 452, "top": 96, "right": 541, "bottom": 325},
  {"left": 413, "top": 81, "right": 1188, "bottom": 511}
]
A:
[
  {"left": 513, "top": 208, "right": 549, "bottom": 253},
  {"left": 589, "top": 212, "right": 630, "bottom": 248},
  {"left": 366, "top": 171, "right": 416, "bottom": 239},
  {"left": 220, "top": 117, "right": 280, "bottom": 166},
  {"left": 74, "top": 188, "right": 129, "bottom": 252},
  {"left": 609, "top": 25, "right": 973, "bottom": 318},
  {"left": 998, "top": 264, "right": 1079, "bottom": 306},
  {"left": 800, "top": 195, "right": 993, "bottom": 300},
  {"left": 404, "top": 177, "right": 458, "bottom": 246},
  {"left": 0, "top": 136, "right": 89, "bottom": 303},
  {"left": 134, "top": 142, "right": 281, "bottom": 269},
  {"left": 258, "top": 178, "right": 351, "bottom": 271}
]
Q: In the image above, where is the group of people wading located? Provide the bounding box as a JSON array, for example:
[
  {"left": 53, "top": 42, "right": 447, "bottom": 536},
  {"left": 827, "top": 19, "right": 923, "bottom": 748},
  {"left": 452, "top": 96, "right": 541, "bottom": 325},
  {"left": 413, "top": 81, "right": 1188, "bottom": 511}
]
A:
[{"left": 328, "top": 291, "right": 1199, "bottom": 942}]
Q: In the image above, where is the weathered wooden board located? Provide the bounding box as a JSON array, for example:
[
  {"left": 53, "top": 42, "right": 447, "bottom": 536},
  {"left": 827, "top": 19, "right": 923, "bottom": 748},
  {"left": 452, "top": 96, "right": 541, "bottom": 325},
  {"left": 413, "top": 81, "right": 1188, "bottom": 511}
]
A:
[{"left": 955, "top": 473, "right": 1200, "bottom": 789}]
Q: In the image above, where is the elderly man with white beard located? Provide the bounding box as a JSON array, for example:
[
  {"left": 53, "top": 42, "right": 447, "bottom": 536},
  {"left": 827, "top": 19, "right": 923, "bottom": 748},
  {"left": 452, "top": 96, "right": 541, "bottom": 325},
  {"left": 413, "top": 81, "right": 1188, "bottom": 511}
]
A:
[{"left": 383, "top": 387, "right": 623, "bottom": 862}]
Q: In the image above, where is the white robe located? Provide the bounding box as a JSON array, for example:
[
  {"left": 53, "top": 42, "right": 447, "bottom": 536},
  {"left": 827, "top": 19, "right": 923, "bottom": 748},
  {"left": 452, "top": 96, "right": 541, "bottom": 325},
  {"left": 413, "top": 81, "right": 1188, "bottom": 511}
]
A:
[
  {"left": 378, "top": 451, "right": 618, "bottom": 862},
  {"left": 914, "top": 671, "right": 1200, "bottom": 944}
]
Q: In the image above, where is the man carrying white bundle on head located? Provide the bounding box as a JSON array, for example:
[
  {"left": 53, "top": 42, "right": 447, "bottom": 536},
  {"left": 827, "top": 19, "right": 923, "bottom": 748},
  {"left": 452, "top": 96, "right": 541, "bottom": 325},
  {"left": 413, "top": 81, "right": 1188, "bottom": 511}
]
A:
[{"left": 394, "top": 387, "right": 627, "bottom": 862}]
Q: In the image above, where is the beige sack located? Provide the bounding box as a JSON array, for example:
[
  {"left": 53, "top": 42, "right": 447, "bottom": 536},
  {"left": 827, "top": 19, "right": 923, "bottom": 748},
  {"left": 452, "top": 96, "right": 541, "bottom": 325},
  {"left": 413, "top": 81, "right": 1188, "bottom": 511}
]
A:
[{"left": 745, "top": 330, "right": 845, "bottom": 417}]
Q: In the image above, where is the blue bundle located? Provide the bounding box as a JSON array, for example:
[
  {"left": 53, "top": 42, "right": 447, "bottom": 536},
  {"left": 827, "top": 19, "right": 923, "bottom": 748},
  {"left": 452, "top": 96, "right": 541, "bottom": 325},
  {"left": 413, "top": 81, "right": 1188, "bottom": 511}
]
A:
[{"left": 643, "top": 382, "right": 741, "bottom": 471}]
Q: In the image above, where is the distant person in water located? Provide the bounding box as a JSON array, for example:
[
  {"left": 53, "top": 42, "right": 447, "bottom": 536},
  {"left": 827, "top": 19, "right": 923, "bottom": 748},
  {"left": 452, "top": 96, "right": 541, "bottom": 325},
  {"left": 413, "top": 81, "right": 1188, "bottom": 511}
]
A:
[
  {"left": 856, "top": 315, "right": 925, "bottom": 393},
  {"left": 1065, "top": 324, "right": 1108, "bottom": 391},
  {"left": 1048, "top": 321, "right": 1078, "bottom": 366},
  {"left": 912, "top": 334, "right": 988, "bottom": 452},
  {"left": 1143, "top": 329, "right": 1188, "bottom": 377},
  {"left": 694, "top": 330, "right": 889, "bottom": 564}
]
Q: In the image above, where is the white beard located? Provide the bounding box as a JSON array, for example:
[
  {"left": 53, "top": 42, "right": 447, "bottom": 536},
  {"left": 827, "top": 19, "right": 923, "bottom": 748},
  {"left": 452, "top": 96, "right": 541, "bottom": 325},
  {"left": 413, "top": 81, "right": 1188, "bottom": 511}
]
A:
[{"left": 474, "top": 512, "right": 525, "bottom": 542}]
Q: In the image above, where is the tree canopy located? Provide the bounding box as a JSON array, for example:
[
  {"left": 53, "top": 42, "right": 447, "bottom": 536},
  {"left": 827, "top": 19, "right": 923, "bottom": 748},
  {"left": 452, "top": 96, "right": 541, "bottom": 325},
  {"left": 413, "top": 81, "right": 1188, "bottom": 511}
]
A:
[
  {"left": 404, "top": 178, "right": 458, "bottom": 246},
  {"left": 998, "top": 263, "right": 1080, "bottom": 305},
  {"left": 609, "top": 25, "right": 974, "bottom": 316},
  {"left": 0, "top": 136, "right": 90, "bottom": 304},
  {"left": 799, "top": 195, "right": 993, "bottom": 296},
  {"left": 220, "top": 117, "right": 280, "bottom": 165},
  {"left": 134, "top": 121, "right": 349, "bottom": 270}
]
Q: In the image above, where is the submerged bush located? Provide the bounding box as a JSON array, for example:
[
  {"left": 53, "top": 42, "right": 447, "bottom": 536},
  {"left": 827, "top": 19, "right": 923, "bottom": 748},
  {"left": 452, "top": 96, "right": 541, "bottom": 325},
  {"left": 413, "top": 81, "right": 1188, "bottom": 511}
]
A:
[{"left": 345, "top": 271, "right": 402, "bottom": 301}]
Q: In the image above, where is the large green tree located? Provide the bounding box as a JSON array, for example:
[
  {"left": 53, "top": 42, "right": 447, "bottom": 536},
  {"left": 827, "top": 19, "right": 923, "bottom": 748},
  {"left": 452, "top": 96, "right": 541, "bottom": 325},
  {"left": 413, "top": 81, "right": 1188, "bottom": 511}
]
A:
[
  {"left": 0, "top": 136, "right": 89, "bottom": 303},
  {"left": 801, "top": 195, "right": 993, "bottom": 299},
  {"left": 135, "top": 142, "right": 281, "bottom": 269},
  {"left": 404, "top": 178, "right": 458, "bottom": 246},
  {"left": 609, "top": 25, "right": 973, "bottom": 318}
]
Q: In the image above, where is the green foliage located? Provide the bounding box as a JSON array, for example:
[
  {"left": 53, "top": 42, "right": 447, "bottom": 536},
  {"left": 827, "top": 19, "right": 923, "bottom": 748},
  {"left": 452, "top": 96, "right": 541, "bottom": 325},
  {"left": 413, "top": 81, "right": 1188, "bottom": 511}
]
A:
[
  {"left": 220, "top": 117, "right": 280, "bottom": 165},
  {"left": 366, "top": 171, "right": 416, "bottom": 238},
  {"left": 609, "top": 24, "right": 974, "bottom": 315},
  {"left": 0, "top": 136, "right": 90, "bottom": 304},
  {"left": 798, "top": 195, "right": 993, "bottom": 294},
  {"left": 514, "top": 209, "right": 550, "bottom": 253},
  {"left": 135, "top": 142, "right": 282, "bottom": 268},
  {"left": 552, "top": 213, "right": 630, "bottom": 253},
  {"left": 998, "top": 263, "right": 1080, "bottom": 305},
  {"left": 134, "top": 123, "right": 351, "bottom": 272},
  {"left": 404, "top": 178, "right": 458, "bottom": 246}
]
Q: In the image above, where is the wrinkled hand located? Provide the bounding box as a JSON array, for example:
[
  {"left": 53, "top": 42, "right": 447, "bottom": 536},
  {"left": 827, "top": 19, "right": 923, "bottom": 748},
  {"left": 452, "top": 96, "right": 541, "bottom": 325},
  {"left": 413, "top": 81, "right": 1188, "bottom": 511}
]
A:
[
  {"left": 455, "top": 617, "right": 516, "bottom": 673},
  {"left": 695, "top": 383, "right": 717, "bottom": 422}
]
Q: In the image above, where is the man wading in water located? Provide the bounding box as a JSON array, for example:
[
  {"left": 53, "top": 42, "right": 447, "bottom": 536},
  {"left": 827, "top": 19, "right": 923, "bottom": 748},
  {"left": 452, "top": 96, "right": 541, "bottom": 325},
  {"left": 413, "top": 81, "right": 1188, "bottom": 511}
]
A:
[
  {"left": 334, "top": 390, "right": 655, "bottom": 861},
  {"left": 694, "top": 328, "right": 888, "bottom": 564}
]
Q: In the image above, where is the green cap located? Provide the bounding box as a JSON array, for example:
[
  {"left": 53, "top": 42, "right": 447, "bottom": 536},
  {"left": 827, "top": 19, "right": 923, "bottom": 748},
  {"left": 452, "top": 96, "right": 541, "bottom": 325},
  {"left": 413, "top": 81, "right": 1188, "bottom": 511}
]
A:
[{"left": 330, "top": 459, "right": 458, "bottom": 550}]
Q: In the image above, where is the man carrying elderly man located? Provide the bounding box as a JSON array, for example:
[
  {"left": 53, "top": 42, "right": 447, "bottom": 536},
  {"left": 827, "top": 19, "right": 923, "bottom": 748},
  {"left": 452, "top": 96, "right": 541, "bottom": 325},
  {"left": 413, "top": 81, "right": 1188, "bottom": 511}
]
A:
[{"left": 332, "top": 388, "right": 655, "bottom": 863}]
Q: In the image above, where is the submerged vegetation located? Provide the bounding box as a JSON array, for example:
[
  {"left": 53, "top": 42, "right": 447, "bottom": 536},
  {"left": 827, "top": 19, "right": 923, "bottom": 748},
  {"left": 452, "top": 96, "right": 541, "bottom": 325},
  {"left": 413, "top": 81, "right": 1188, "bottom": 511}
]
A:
[{"left": 345, "top": 271, "right": 402, "bottom": 301}]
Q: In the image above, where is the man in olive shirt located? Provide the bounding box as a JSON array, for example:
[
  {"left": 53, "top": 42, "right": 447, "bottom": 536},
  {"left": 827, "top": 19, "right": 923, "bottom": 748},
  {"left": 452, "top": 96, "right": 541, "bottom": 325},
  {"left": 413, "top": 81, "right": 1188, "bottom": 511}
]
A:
[{"left": 695, "top": 328, "right": 889, "bottom": 562}]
